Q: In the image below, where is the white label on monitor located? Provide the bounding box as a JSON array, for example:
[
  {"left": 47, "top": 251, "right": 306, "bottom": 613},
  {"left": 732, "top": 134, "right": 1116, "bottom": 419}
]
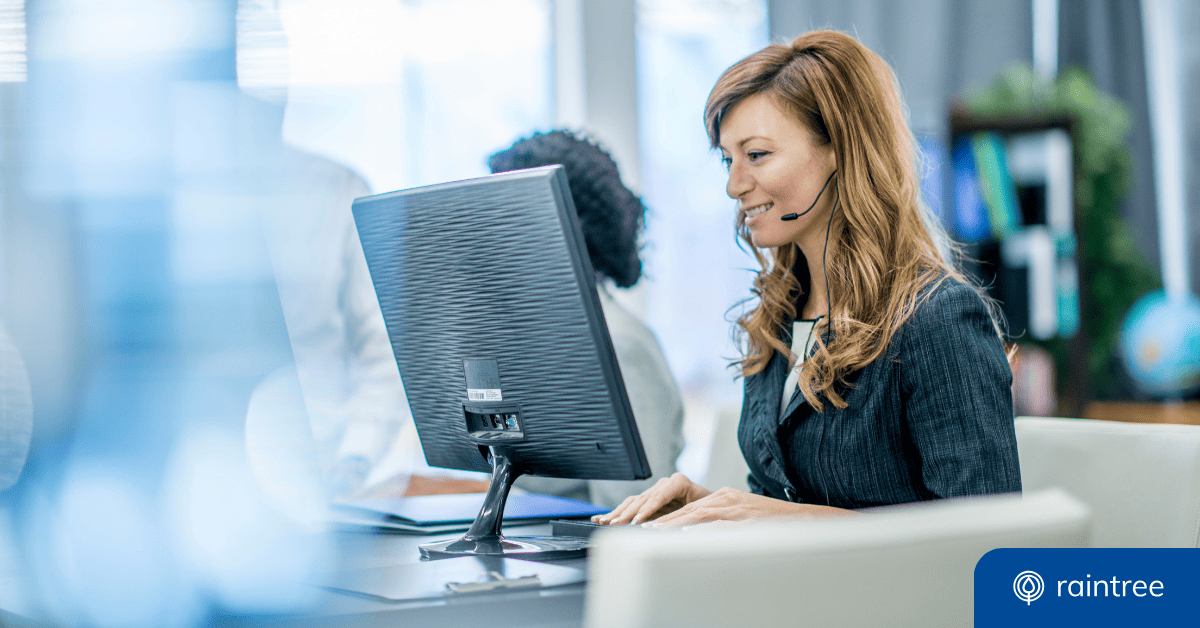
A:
[{"left": 468, "top": 389, "right": 503, "bottom": 401}]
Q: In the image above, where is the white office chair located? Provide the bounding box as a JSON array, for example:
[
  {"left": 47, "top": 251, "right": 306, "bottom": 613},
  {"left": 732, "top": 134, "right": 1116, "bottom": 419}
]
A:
[
  {"left": 585, "top": 489, "right": 1089, "bottom": 628},
  {"left": 1015, "top": 416, "right": 1200, "bottom": 547},
  {"left": 702, "top": 404, "right": 750, "bottom": 493}
]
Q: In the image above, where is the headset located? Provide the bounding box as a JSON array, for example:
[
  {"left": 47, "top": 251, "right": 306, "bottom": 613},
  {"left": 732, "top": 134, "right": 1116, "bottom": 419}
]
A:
[
  {"left": 779, "top": 168, "right": 839, "bottom": 506},
  {"left": 780, "top": 169, "right": 838, "bottom": 221}
]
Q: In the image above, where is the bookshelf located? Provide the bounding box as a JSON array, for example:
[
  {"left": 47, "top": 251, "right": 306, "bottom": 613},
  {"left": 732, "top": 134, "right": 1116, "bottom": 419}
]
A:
[{"left": 947, "top": 109, "right": 1089, "bottom": 416}]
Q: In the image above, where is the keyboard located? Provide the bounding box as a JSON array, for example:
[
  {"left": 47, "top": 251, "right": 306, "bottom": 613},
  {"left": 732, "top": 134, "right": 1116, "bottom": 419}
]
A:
[{"left": 549, "top": 519, "right": 632, "bottom": 539}]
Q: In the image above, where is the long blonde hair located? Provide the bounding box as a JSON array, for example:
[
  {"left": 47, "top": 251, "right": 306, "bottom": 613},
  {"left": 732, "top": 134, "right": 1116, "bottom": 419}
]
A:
[{"left": 706, "top": 30, "right": 992, "bottom": 411}]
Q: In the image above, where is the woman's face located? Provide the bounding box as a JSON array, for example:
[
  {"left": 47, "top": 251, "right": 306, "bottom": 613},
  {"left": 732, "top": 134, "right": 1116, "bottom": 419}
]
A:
[{"left": 718, "top": 93, "right": 837, "bottom": 250}]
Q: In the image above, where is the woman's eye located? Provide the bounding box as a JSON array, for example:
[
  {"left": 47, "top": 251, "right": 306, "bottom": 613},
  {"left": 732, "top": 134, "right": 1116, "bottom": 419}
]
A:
[
  {"left": 747, "top": 151, "right": 769, "bottom": 161},
  {"left": 720, "top": 155, "right": 732, "bottom": 169}
]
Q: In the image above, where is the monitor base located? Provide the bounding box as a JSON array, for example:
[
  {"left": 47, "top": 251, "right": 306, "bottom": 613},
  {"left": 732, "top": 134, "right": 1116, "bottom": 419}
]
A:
[
  {"left": 419, "top": 535, "right": 588, "bottom": 560},
  {"left": 418, "top": 446, "right": 591, "bottom": 560}
]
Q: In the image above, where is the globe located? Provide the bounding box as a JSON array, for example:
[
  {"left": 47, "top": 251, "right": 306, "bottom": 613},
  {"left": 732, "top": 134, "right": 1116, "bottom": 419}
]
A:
[{"left": 1118, "top": 291, "right": 1200, "bottom": 397}]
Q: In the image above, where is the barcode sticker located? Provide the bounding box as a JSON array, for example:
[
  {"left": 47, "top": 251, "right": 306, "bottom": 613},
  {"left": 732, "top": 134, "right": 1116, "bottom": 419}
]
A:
[{"left": 467, "top": 389, "right": 503, "bottom": 401}]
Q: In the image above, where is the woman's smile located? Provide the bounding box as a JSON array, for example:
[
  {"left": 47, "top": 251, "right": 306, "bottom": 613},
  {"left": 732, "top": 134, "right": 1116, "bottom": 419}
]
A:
[{"left": 742, "top": 201, "right": 774, "bottom": 220}]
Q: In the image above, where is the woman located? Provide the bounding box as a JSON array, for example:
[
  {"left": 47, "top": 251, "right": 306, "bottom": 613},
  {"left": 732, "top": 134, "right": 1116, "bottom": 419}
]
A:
[{"left": 598, "top": 30, "right": 1020, "bottom": 527}]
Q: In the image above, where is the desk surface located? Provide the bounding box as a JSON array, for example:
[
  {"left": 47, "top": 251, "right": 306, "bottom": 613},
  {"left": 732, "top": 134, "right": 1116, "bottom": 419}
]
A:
[
  {"left": 281, "top": 523, "right": 589, "bottom": 628},
  {"left": 0, "top": 516, "right": 589, "bottom": 628},
  {"left": 1084, "top": 401, "right": 1200, "bottom": 425}
]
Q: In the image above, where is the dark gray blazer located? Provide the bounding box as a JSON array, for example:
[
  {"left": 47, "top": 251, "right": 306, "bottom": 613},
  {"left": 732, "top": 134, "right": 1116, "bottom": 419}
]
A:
[{"left": 737, "top": 277, "right": 1022, "bottom": 509}]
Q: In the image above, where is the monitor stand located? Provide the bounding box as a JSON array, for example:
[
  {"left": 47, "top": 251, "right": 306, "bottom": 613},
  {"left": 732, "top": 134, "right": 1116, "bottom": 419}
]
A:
[{"left": 419, "top": 446, "right": 591, "bottom": 560}]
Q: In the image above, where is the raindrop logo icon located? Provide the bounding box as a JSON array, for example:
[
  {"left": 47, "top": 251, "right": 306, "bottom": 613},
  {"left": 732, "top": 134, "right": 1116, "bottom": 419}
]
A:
[{"left": 1013, "top": 571, "right": 1044, "bottom": 605}]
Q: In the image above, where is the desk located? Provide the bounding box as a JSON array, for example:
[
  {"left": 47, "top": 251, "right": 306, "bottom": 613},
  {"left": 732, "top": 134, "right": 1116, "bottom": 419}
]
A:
[
  {"left": 1084, "top": 401, "right": 1200, "bottom": 425},
  {"left": 230, "top": 523, "right": 589, "bottom": 628},
  {"left": 0, "top": 519, "right": 589, "bottom": 628}
]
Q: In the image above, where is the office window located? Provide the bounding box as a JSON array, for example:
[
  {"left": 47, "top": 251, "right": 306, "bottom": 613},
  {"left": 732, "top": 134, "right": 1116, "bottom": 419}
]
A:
[
  {"left": 268, "top": 0, "right": 553, "bottom": 194},
  {"left": 0, "top": 0, "right": 24, "bottom": 304},
  {"left": 0, "top": 0, "right": 25, "bottom": 83},
  {"left": 236, "top": 0, "right": 289, "bottom": 102},
  {"left": 635, "top": 1, "right": 767, "bottom": 404}
]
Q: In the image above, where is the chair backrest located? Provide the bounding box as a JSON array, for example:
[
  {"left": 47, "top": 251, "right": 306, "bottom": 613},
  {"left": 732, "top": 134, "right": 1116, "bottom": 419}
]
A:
[
  {"left": 702, "top": 404, "right": 750, "bottom": 492},
  {"left": 1015, "top": 416, "right": 1200, "bottom": 547},
  {"left": 584, "top": 489, "right": 1089, "bottom": 628}
]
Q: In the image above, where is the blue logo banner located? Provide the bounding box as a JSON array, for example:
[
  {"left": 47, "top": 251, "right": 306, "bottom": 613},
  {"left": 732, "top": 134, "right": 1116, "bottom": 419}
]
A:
[{"left": 976, "top": 549, "right": 1200, "bottom": 626}]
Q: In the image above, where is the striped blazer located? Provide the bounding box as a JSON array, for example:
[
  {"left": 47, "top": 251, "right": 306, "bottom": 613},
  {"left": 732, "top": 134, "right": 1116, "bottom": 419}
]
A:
[{"left": 737, "top": 276, "right": 1022, "bottom": 508}]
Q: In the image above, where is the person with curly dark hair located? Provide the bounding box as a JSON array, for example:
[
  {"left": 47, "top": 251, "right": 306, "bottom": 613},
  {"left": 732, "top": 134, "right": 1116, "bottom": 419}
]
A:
[
  {"left": 488, "top": 130, "right": 645, "bottom": 288},
  {"left": 488, "top": 130, "right": 685, "bottom": 508}
]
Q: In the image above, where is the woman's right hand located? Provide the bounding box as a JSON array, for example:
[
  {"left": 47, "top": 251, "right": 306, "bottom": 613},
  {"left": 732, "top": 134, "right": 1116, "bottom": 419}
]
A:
[{"left": 592, "top": 473, "right": 713, "bottom": 525}]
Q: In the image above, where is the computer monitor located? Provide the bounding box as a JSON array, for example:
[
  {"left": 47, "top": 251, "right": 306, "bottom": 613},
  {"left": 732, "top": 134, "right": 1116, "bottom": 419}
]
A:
[{"left": 352, "top": 165, "right": 651, "bottom": 559}]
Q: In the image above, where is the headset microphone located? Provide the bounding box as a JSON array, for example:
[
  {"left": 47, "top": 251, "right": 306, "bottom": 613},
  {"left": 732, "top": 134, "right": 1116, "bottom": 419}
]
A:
[{"left": 780, "top": 170, "right": 837, "bottom": 221}]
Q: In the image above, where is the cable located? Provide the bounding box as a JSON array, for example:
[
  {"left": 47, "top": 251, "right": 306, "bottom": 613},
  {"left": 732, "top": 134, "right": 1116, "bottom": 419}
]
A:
[
  {"left": 780, "top": 170, "right": 837, "bottom": 221},
  {"left": 812, "top": 178, "right": 839, "bottom": 506}
]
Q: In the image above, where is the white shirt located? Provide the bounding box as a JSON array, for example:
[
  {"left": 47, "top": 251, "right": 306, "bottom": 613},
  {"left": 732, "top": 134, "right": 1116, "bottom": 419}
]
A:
[
  {"left": 259, "top": 151, "right": 406, "bottom": 491},
  {"left": 0, "top": 323, "right": 32, "bottom": 492},
  {"left": 781, "top": 317, "right": 823, "bottom": 416}
]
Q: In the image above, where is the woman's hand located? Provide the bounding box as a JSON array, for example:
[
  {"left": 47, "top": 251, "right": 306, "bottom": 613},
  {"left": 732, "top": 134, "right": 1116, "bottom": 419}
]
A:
[
  {"left": 593, "top": 473, "right": 713, "bottom": 525},
  {"left": 646, "top": 487, "right": 850, "bottom": 528}
]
